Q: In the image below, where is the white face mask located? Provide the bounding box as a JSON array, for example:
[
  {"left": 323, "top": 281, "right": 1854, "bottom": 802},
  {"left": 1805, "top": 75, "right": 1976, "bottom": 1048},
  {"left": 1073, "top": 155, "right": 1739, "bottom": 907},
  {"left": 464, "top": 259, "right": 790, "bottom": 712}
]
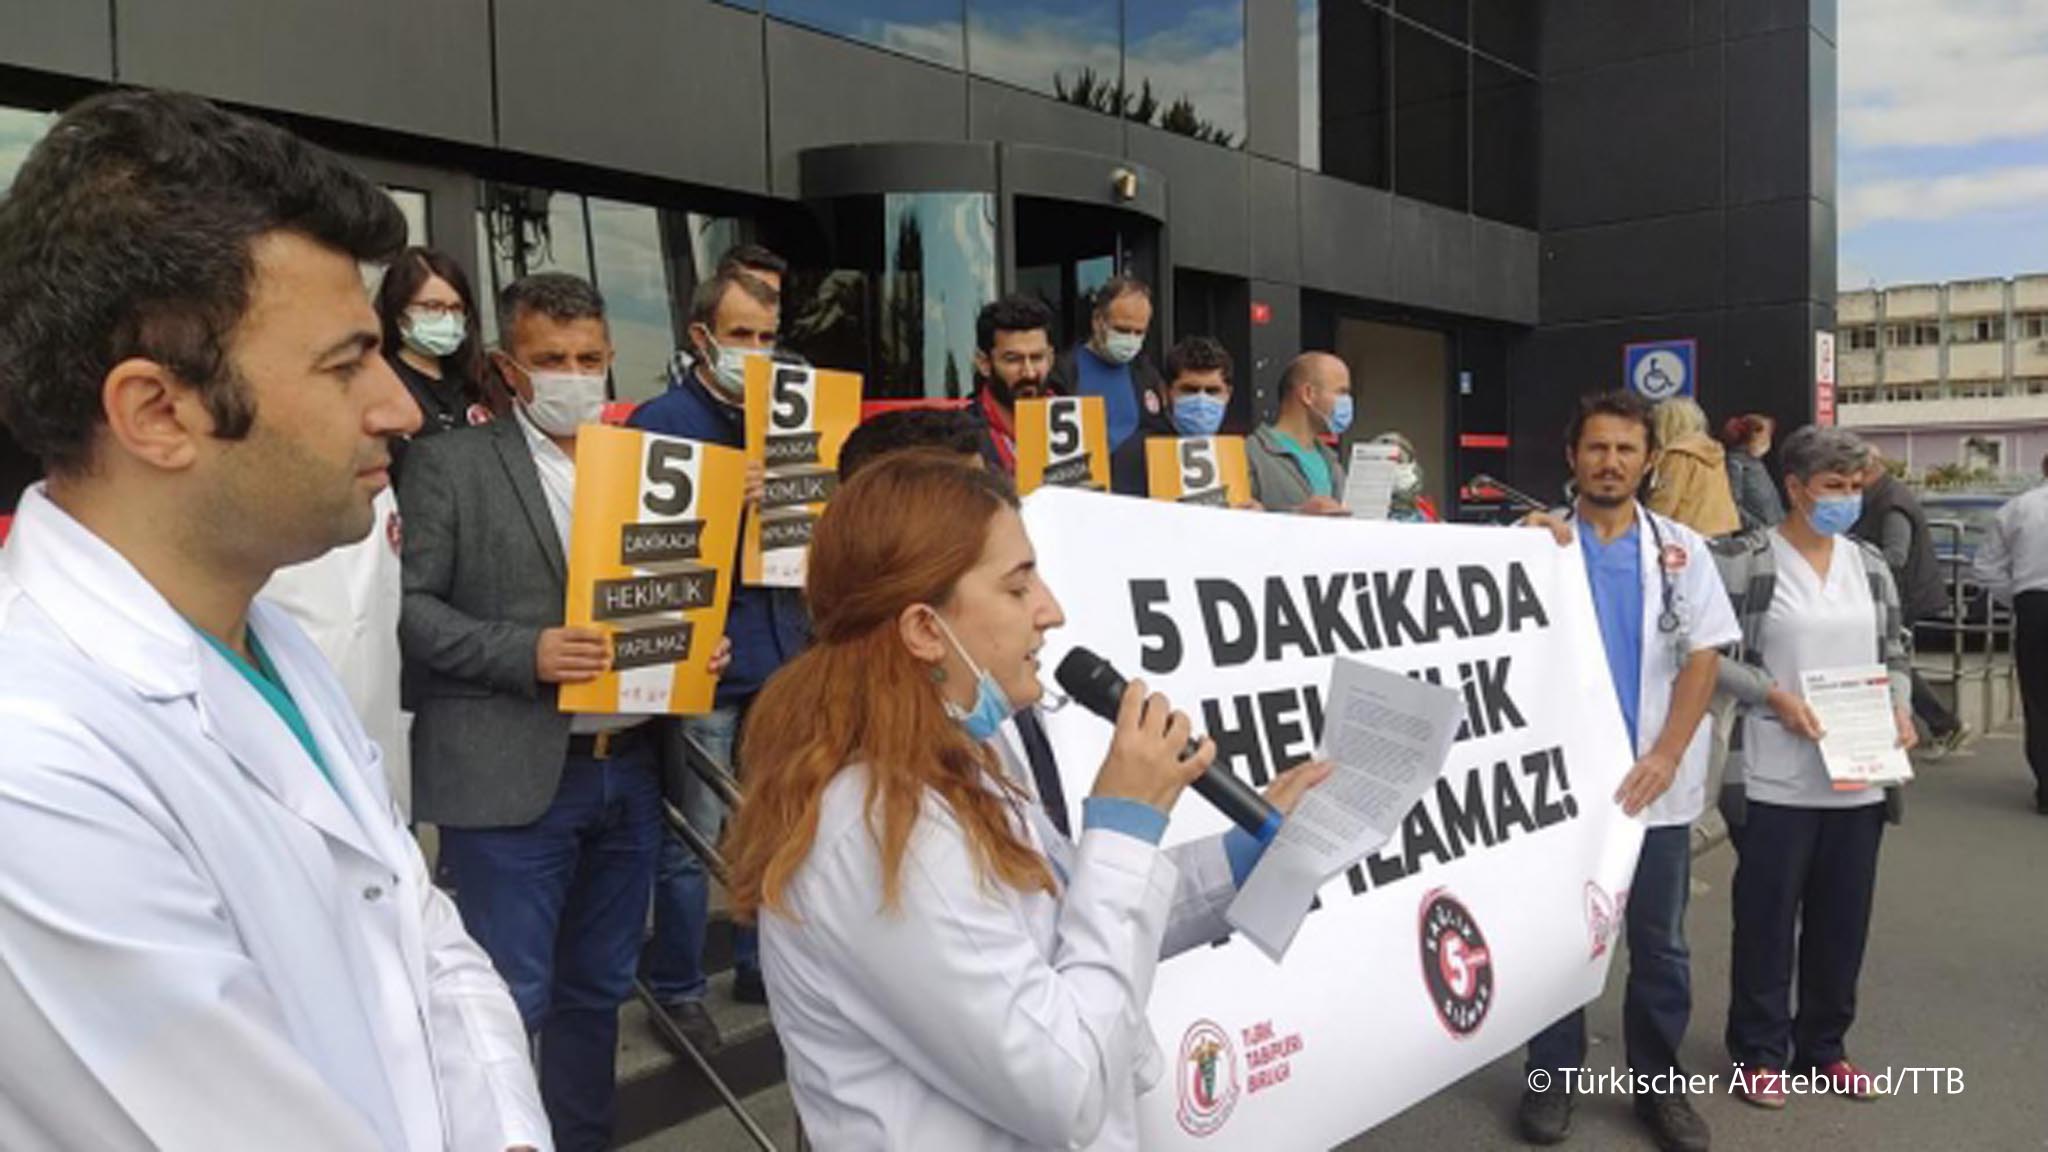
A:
[
  {"left": 1100, "top": 330, "right": 1144, "bottom": 365},
  {"left": 1392, "top": 462, "right": 1422, "bottom": 495},
  {"left": 518, "top": 366, "right": 607, "bottom": 436}
]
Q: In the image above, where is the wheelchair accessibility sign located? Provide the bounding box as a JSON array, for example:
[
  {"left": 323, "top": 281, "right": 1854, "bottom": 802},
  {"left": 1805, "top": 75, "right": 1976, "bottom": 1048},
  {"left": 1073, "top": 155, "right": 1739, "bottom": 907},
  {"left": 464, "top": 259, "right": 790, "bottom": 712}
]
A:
[{"left": 1624, "top": 339, "right": 1696, "bottom": 401}]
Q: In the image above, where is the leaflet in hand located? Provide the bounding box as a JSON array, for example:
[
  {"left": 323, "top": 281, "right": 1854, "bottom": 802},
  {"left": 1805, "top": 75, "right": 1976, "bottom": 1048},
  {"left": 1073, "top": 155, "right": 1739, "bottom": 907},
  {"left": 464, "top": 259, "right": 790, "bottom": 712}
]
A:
[
  {"left": 1224, "top": 655, "right": 1466, "bottom": 961},
  {"left": 1802, "top": 665, "right": 1914, "bottom": 790},
  {"left": 1342, "top": 443, "right": 1401, "bottom": 520}
]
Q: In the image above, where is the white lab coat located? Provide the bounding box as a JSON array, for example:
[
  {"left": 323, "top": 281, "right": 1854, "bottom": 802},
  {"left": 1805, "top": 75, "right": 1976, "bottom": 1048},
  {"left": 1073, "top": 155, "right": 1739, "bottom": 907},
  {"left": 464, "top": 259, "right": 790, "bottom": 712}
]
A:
[
  {"left": 1589, "top": 504, "right": 1743, "bottom": 828},
  {"left": 0, "top": 487, "right": 546, "bottom": 1152},
  {"left": 262, "top": 485, "right": 413, "bottom": 820},
  {"left": 761, "top": 747, "right": 1239, "bottom": 1152}
]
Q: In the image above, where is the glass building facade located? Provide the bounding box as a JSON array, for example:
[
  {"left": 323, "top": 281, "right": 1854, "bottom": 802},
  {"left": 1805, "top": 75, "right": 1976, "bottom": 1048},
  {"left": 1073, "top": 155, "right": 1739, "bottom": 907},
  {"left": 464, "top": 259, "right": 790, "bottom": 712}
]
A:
[{"left": 1299, "top": 0, "right": 1538, "bottom": 226}]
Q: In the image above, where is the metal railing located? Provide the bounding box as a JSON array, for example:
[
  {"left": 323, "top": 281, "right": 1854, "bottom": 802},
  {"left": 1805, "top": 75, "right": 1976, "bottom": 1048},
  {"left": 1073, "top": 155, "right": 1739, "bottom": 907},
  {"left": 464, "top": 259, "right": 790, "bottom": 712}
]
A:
[
  {"left": 631, "top": 725, "right": 788, "bottom": 1152},
  {"left": 1918, "top": 520, "right": 2019, "bottom": 733}
]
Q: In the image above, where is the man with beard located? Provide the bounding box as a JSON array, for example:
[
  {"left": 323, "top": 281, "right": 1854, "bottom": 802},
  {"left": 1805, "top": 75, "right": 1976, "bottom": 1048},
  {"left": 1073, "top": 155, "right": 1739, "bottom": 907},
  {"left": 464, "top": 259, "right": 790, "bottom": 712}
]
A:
[
  {"left": 967, "top": 295, "right": 1061, "bottom": 477},
  {"left": 1515, "top": 390, "right": 1739, "bottom": 1152}
]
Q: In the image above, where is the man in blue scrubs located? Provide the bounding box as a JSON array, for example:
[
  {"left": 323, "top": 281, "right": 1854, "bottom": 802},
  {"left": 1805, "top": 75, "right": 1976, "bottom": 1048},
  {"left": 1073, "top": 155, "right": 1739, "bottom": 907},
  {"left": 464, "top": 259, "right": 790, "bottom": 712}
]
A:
[{"left": 1517, "top": 391, "right": 1737, "bottom": 1152}]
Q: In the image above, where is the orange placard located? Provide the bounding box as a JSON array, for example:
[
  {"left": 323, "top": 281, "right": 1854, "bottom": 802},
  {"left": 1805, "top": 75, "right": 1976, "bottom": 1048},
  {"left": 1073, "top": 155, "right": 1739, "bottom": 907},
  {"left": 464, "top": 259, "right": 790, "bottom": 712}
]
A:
[
  {"left": 1144, "top": 435, "right": 1252, "bottom": 507},
  {"left": 1014, "top": 396, "right": 1109, "bottom": 495},
  {"left": 743, "top": 358, "right": 863, "bottom": 587},
  {"left": 560, "top": 424, "right": 745, "bottom": 715}
]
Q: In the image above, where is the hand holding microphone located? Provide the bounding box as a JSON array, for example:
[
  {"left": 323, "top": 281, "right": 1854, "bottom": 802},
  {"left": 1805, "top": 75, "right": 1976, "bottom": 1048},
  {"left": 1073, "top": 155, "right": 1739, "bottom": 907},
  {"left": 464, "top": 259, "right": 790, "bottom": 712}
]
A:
[
  {"left": 1091, "top": 677, "right": 1214, "bottom": 812},
  {"left": 1056, "top": 649, "right": 1283, "bottom": 841}
]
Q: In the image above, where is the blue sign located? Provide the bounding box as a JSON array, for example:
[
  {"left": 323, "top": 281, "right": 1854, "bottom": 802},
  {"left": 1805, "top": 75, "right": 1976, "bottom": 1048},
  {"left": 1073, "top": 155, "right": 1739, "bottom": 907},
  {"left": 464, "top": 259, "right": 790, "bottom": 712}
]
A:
[{"left": 1623, "top": 339, "right": 1696, "bottom": 401}]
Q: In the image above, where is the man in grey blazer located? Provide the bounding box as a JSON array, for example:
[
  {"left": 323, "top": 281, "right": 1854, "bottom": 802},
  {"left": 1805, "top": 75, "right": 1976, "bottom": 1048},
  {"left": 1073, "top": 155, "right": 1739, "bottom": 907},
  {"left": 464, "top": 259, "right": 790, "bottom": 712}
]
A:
[{"left": 399, "top": 272, "right": 663, "bottom": 1152}]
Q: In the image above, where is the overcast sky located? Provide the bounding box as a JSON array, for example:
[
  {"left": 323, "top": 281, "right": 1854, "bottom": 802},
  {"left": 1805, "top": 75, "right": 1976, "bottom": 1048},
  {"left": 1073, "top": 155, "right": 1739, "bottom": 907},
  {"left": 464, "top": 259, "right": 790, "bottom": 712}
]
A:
[{"left": 1839, "top": 0, "right": 2048, "bottom": 288}]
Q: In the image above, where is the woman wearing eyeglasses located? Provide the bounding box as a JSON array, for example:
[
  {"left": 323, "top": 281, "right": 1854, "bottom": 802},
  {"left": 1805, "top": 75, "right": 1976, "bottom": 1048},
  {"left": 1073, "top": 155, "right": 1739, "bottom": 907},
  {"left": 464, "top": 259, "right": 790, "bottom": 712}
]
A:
[{"left": 374, "top": 246, "right": 494, "bottom": 480}]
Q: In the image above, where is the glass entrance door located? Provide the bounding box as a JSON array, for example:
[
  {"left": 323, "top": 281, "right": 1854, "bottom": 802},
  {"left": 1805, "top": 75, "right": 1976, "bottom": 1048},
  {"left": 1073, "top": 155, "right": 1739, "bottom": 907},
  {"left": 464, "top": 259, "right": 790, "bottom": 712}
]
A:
[{"left": 1011, "top": 196, "right": 1160, "bottom": 351}]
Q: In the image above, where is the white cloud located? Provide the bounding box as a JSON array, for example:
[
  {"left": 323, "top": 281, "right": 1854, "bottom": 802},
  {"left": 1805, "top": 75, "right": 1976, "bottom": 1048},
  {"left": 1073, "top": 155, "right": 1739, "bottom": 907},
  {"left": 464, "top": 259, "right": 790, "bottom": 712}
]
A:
[
  {"left": 1841, "top": 0, "right": 2048, "bottom": 149},
  {"left": 1841, "top": 162, "right": 2048, "bottom": 227}
]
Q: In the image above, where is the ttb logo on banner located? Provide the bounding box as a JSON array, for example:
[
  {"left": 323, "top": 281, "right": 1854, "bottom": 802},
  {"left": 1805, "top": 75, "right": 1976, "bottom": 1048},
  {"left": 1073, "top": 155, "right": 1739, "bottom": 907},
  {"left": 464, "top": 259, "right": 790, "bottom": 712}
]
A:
[
  {"left": 1624, "top": 339, "right": 1696, "bottom": 401},
  {"left": 1176, "top": 1019, "right": 1241, "bottom": 1137}
]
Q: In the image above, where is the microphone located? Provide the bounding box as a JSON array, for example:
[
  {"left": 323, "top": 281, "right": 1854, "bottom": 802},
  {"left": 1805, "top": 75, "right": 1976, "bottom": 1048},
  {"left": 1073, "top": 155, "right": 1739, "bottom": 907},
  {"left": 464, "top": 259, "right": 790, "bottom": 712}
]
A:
[{"left": 1053, "top": 648, "right": 1283, "bottom": 844}]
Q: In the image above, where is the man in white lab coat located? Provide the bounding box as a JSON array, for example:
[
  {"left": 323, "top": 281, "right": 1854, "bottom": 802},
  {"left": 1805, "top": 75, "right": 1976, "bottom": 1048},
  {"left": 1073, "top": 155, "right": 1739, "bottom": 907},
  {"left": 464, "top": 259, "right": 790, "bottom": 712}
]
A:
[
  {"left": 1517, "top": 391, "right": 1739, "bottom": 1152},
  {"left": 0, "top": 91, "right": 546, "bottom": 1150}
]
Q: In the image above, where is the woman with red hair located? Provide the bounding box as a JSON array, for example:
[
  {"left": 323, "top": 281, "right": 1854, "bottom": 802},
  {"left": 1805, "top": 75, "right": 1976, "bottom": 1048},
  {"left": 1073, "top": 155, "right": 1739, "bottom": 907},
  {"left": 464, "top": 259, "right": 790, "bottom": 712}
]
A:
[
  {"left": 725, "top": 451, "right": 1324, "bottom": 1150},
  {"left": 1722, "top": 413, "right": 1785, "bottom": 530}
]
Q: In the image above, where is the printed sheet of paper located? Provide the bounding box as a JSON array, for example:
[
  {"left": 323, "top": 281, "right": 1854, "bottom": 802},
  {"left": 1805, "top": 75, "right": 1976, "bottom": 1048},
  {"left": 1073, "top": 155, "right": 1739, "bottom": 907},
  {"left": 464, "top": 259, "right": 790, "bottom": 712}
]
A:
[
  {"left": 1803, "top": 665, "right": 1914, "bottom": 790},
  {"left": 1342, "top": 443, "right": 1400, "bottom": 520},
  {"left": 1225, "top": 655, "right": 1466, "bottom": 961}
]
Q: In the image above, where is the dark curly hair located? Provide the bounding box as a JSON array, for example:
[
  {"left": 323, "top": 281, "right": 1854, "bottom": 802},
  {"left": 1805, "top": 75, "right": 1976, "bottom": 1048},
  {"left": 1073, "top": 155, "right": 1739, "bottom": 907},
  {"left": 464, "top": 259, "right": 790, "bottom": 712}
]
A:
[
  {"left": 1165, "top": 335, "right": 1234, "bottom": 384},
  {"left": 0, "top": 90, "right": 407, "bottom": 474},
  {"left": 974, "top": 294, "right": 1054, "bottom": 354}
]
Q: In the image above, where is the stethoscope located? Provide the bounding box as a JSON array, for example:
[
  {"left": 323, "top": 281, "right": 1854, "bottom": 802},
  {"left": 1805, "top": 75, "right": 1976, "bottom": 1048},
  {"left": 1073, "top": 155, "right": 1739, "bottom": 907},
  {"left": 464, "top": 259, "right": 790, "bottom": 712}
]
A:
[{"left": 1566, "top": 505, "right": 1686, "bottom": 638}]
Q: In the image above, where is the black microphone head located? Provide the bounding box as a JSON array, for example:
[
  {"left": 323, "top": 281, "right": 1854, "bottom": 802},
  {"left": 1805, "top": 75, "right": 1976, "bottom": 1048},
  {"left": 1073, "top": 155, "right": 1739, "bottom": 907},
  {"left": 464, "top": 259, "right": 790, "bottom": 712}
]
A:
[{"left": 1053, "top": 647, "right": 1127, "bottom": 721}]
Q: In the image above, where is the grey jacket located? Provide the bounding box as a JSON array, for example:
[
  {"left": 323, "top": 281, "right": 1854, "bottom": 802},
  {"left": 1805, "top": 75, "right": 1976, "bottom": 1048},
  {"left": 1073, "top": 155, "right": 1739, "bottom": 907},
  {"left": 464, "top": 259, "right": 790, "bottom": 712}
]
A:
[
  {"left": 1725, "top": 451, "right": 1785, "bottom": 531},
  {"left": 1706, "top": 528, "right": 1910, "bottom": 825},
  {"left": 1247, "top": 424, "right": 1345, "bottom": 510},
  {"left": 398, "top": 419, "right": 579, "bottom": 828}
]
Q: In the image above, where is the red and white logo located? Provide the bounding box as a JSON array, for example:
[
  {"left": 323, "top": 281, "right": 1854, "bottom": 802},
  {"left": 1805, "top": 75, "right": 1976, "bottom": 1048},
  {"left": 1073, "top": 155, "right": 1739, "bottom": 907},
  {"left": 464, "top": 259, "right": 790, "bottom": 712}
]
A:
[
  {"left": 1584, "top": 881, "right": 1617, "bottom": 961},
  {"left": 1176, "top": 1019, "right": 1241, "bottom": 1137},
  {"left": 1419, "top": 888, "right": 1494, "bottom": 1038}
]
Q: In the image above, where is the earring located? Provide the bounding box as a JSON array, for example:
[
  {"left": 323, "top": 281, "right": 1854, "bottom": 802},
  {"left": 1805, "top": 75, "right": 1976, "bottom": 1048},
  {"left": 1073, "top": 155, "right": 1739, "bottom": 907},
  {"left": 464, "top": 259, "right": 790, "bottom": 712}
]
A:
[{"left": 930, "top": 664, "right": 948, "bottom": 685}]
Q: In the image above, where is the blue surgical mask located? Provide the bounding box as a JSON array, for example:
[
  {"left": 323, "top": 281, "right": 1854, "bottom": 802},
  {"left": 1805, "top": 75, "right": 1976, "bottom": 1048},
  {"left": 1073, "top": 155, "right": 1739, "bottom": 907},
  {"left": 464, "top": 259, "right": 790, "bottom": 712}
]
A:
[
  {"left": 932, "top": 613, "right": 1015, "bottom": 742},
  {"left": 1324, "top": 394, "right": 1355, "bottom": 437},
  {"left": 1173, "top": 394, "right": 1227, "bottom": 437},
  {"left": 1809, "top": 493, "right": 1863, "bottom": 537}
]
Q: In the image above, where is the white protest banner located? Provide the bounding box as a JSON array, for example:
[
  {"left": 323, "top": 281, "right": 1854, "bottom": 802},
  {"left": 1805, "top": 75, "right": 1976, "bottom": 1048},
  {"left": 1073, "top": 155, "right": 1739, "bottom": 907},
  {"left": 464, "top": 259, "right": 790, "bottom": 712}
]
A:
[{"left": 1020, "top": 487, "right": 1642, "bottom": 1150}]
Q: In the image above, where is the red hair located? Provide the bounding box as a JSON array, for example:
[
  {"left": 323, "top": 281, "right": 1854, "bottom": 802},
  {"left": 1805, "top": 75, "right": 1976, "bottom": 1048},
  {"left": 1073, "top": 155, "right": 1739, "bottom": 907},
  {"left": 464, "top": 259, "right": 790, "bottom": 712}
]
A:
[
  {"left": 724, "top": 451, "right": 1054, "bottom": 919},
  {"left": 1720, "top": 413, "right": 1775, "bottom": 449}
]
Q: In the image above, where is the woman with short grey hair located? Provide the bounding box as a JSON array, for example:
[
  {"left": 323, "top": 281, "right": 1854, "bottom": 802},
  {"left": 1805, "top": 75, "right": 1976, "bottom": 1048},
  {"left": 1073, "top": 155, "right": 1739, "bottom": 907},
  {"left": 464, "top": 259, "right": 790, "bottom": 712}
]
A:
[{"left": 1708, "top": 424, "right": 1915, "bottom": 1109}]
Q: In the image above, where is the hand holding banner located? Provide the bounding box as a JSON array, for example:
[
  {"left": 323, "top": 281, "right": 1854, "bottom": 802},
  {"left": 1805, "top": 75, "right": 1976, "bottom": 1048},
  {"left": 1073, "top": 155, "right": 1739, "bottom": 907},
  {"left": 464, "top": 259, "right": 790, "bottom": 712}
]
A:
[
  {"left": 1146, "top": 435, "right": 1252, "bottom": 507},
  {"left": 1015, "top": 395, "right": 1109, "bottom": 494},
  {"left": 561, "top": 425, "right": 745, "bottom": 715},
  {"left": 744, "top": 358, "right": 862, "bottom": 587}
]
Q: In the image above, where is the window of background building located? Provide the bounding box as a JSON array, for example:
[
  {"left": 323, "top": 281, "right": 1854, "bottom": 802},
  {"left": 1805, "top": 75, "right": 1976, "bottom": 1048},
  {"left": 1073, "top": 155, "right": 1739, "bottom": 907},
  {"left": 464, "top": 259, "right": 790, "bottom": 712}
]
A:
[
  {"left": 968, "top": 0, "right": 1121, "bottom": 109},
  {"left": 1393, "top": 19, "right": 1469, "bottom": 211},
  {"left": 1471, "top": 55, "right": 1536, "bottom": 227},
  {"left": 767, "top": 0, "right": 967, "bottom": 69},
  {"left": 1302, "top": 0, "right": 1392, "bottom": 187},
  {"left": 1303, "top": 2, "right": 1533, "bottom": 223},
  {"left": 1845, "top": 325, "right": 1878, "bottom": 350},
  {"left": 1397, "top": 0, "right": 1467, "bottom": 42},
  {"left": 878, "top": 193, "right": 997, "bottom": 398},
  {"left": 386, "top": 188, "right": 430, "bottom": 247},
  {"left": 0, "top": 107, "right": 55, "bottom": 193},
  {"left": 1472, "top": 0, "right": 1537, "bottom": 71},
  {"left": 1950, "top": 315, "right": 2005, "bottom": 344},
  {"left": 1125, "top": 0, "right": 1247, "bottom": 148},
  {"left": 476, "top": 184, "right": 718, "bottom": 403},
  {"left": 2020, "top": 313, "right": 2048, "bottom": 340}
]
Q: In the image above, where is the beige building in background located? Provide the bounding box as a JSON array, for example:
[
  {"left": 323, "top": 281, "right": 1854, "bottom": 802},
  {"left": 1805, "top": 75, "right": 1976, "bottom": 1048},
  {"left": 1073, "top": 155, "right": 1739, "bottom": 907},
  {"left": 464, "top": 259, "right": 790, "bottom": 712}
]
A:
[{"left": 1838, "top": 275, "right": 2048, "bottom": 476}]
